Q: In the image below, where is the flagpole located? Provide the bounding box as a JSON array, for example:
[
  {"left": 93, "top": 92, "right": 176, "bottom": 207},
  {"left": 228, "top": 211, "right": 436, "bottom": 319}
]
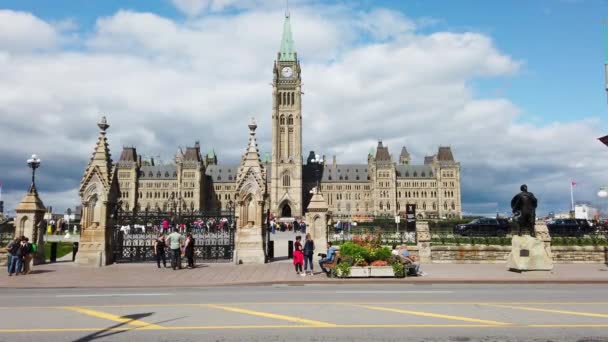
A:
[{"left": 570, "top": 181, "right": 575, "bottom": 211}]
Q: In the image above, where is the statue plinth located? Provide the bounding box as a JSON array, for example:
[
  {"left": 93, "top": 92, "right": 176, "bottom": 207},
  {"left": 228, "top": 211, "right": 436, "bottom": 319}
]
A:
[{"left": 507, "top": 235, "right": 553, "bottom": 272}]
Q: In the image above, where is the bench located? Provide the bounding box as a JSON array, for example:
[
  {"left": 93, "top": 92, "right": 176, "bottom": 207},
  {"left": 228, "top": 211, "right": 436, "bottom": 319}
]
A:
[{"left": 320, "top": 251, "right": 341, "bottom": 277}]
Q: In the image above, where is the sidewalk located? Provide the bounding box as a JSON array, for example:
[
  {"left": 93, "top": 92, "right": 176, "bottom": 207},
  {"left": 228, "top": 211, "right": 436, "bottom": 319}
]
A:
[{"left": 2, "top": 262, "right": 608, "bottom": 288}]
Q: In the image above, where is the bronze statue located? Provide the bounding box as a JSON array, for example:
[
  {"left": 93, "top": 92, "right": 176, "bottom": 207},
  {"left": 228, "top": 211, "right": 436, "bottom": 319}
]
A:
[{"left": 511, "top": 184, "right": 538, "bottom": 236}]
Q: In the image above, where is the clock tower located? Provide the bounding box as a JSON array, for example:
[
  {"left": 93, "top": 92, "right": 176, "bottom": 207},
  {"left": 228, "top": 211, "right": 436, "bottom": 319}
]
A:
[{"left": 271, "top": 12, "right": 303, "bottom": 218}]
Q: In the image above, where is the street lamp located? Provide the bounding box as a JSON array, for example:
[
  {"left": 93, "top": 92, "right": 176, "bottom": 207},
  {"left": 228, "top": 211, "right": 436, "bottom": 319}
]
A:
[
  {"left": 310, "top": 154, "right": 323, "bottom": 192},
  {"left": 27, "top": 154, "right": 41, "bottom": 191}
]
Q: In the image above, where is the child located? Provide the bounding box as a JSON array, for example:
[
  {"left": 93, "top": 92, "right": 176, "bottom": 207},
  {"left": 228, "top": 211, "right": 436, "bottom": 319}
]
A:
[{"left": 293, "top": 235, "right": 304, "bottom": 275}]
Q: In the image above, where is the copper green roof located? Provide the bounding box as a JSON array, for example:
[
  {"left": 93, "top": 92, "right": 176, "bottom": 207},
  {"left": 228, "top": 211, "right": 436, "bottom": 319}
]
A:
[{"left": 279, "top": 14, "right": 296, "bottom": 61}]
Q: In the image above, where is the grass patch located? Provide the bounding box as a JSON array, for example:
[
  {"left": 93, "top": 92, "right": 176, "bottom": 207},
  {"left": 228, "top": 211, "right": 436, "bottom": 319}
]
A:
[{"left": 44, "top": 242, "right": 74, "bottom": 260}]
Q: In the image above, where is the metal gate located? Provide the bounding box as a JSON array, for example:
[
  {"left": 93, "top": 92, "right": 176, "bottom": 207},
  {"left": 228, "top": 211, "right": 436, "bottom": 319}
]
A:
[{"left": 112, "top": 205, "right": 235, "bottom": 263}]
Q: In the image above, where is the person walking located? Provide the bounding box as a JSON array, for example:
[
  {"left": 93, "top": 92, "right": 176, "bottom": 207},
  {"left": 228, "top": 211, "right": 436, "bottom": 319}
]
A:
[
  {"left": 303, "top": 233, "right": 315, "bottom": 275},
  {"left": 166, "top": 228, "right": 184, "bottom": 270},
  {"left": 293, "top": 235, "right": 304, "bottom": 275},
  {"left": 154, "top": 234, "right": 167, "bottom": 268},
  {"left": 184, "top": 233, "right": 195, "bottom": 268}
]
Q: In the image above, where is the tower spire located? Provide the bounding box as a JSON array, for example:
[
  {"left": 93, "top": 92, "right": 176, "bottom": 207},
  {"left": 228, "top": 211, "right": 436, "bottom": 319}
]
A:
[{"left": 279, "top": 8, "right": 295, "bottom": 61}]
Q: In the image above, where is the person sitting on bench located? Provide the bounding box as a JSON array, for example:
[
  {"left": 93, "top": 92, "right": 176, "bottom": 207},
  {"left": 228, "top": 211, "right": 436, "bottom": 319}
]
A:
[
  {"left": 319, "top": 242, "right": 337, "bottom": 275},
  {"left": 399, "top": 244, "right": 422, "bottom": 276}
]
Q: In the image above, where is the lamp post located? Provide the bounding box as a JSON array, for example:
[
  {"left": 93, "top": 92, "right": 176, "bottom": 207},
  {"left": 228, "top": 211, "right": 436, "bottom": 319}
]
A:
[
  {"left": 227, "top": 200, "right": 235, "bottom": 229},
  {"left": 27, "top": 154, "right": 41, "bottom": 192},
  {"left": 310, "top": 154, "right": 323, "bottom": 192}
]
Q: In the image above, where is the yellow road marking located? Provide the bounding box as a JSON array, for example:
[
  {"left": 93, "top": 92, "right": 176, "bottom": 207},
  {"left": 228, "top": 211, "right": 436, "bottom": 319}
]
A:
[
  {"left": 353, "top": 304, "right": 511, "bottom": 326},
  {"left": 61, "top": 306, "right": 165, "bottom": 329},
  {"left": 484, "top": 304, "right": 608, "bottom": 319},
  {"left": 204, "top": 304, "right": 336, "bottom": 327},
  {"left": 4, "top": 324, "right": 608, "bottom": 333}
]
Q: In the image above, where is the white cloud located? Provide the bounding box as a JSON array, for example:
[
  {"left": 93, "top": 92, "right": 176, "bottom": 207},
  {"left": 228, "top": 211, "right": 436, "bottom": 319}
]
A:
[
  {"left": 0, "top": 4, "right": 605, "bottom": 217},
  {"left": 0, "top": 10, "right": 59, "bottom": 53}
]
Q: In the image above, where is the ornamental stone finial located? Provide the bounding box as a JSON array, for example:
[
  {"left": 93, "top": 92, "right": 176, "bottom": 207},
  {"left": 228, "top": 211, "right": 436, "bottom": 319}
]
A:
[
  {"left": 248, "top": 117, "right": 257, "bottom": 132},
  {"left": 98, "top": 115, "right": 109, "bottom": 133}
]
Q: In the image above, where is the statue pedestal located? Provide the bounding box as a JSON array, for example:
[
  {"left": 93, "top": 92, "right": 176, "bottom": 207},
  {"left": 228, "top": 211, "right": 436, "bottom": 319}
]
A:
[{"left": 507, "top": 235, "right": 553, "bottom": 272}]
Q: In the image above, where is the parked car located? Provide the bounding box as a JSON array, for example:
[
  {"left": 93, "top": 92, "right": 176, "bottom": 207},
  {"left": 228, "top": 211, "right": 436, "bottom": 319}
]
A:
[
  {"left": 546, "top": 219, "right": 592, "bottom": 237},
  {"left": 454, "top": 218, "right": 510, "bottom": 237}
]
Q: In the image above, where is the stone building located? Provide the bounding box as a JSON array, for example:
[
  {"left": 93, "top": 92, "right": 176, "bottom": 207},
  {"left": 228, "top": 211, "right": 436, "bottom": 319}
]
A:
[{"left": 112, "top": 12, "right": 462, "bottom": 221}]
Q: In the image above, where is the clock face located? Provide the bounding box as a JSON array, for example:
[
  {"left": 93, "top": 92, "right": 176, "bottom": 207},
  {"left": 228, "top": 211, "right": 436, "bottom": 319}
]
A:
[{"left": 281, "top": 66, "right": 293, "bottom": 78}]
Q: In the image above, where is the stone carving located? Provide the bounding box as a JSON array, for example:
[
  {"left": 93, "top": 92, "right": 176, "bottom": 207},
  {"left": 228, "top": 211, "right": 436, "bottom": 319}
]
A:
[{"left": 511, "top": 184, "right": 538, "bottom": 236}]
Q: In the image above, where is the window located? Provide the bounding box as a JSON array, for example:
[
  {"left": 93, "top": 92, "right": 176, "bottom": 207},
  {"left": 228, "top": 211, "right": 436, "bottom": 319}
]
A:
[
  {"left": 288, "top": 115, "right": 294, "bottom": 125},
  {"left": 283, "top": 174, "right": 290, "bottom": 187},
  {"left": 280, "top": 115, "right": 285, "bottom": 125}
]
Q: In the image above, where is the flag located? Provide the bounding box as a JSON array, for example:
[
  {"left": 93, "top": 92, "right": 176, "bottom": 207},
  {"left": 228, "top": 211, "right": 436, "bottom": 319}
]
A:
[
  {"left": 571, "top": 181, "right": 577, "bottom": 187},
  {"left": 599, "top": 135, "right": 608, "bottom": 147}
]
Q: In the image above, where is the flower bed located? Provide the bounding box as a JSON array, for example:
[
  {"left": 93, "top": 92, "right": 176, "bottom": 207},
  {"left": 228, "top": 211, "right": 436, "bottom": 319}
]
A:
[{"left": 334, "top": 233, "right": 406, "bottom": 278}]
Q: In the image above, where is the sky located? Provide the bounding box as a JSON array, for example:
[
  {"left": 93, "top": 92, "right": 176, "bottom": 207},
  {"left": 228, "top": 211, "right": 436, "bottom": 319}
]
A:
[{"left": 0, "top": 0, "right": 607, "bottom": 217}]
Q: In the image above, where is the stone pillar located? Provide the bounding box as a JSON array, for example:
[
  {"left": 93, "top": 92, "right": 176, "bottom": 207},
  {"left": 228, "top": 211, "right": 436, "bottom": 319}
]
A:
[
  {"left": 14, "top": 188, "right": 46, "bottom": 265},
  {"left": 416, "top": 221, "right": 432, "bottom": 263},
  {"left": 305, "top": 189, "right": 329, "bottom": 255}
]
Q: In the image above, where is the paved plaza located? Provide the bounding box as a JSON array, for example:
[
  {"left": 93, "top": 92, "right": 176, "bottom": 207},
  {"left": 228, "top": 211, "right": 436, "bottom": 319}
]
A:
[{"left": 2, "top": 262, "right": 608, "bottom": 289}]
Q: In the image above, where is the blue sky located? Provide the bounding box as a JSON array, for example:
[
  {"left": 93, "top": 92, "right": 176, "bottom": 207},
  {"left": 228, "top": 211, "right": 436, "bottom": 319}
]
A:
[
  {"left": 4, "top": 0, "right": 607, "bottom": 127},
  {"left": 0, "top": 0, "right": 607, "bottom": 217}
]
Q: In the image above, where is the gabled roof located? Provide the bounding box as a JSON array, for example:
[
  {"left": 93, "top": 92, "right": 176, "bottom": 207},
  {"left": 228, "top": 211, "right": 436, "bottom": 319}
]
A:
[
  {"left": 320, "top": 164, "right": 369, "bottom": 183},
  {"left": 395, "top": 165, "right": 434, "bottom": 179},
  {"left": 375, "top": 141, "right": 391, "bottom": 162},
  {"left": 437, "top": 146, "right": 455, "bottom": 161},
  {"left": 119, "top": 147, "right": 137, "bottom": 163}
]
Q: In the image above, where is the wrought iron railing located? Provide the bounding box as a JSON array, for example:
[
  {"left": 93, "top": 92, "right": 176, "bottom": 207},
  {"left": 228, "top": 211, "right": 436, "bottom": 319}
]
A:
[{"left": 327, "top": 228, "right": 417, "bottom": 246}]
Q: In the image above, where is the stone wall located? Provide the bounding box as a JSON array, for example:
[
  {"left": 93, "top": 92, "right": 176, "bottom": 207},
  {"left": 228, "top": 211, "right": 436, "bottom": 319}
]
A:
[
  {"left": 551, "top": 246, "right": 607, "bottom": 263},
  {"left": 430, "top": 245, "right": 511, "bottom": 263},
  {"left": 428, "top": 244, "right": 607, "bottom": 264}
]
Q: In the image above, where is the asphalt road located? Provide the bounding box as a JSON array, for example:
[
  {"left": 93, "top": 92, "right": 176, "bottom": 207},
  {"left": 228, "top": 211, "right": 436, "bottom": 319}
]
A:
[{"left": 1, "top": 284, "right": 608, "bottom": 341}]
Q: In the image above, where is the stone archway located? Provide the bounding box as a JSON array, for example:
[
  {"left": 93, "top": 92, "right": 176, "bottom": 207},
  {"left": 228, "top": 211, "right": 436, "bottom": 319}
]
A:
[{"left": 281, "top": 203, "right": 292, "bottom": 217}]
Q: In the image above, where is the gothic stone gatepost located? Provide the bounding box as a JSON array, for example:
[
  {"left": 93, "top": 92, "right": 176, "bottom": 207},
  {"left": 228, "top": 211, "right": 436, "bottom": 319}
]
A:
[
  {"left": 233, "top": 118, "right": 267, "bottom": 264},
  {"left": 14, "top": 187, "right": 46, "bottom": 265},
  {"left": 75, "top": 117, "right": 119, "bottom": 267},
  {"left": 305, "top": 188, "right": 329, "bottom": 255}
]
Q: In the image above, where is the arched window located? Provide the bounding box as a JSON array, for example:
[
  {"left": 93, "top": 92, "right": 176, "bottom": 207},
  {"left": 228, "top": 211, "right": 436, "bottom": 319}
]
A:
[
  {"left": 149, "top": 172, "right": 153, "bottom": 177},
  {"left": 433, "top": 202, "right": 437, "bottom": 210},
  {"left": 217, "top": 176, "right": 221, "bottom": 181},
  {"left": 387, "top": 202, "right": 391, "bottom": 210},
  {"left": 413, "top": 171, "right": 417, "bottom": 177},
  {"left": 444, "top": 202, "right": 448, "bottom": 210},
  {"left": 423, "top": 202, "right": 427, "bottom": 210},
  {"left": 288, "top": 115, "right": 293, "bottom": 125},
  {"left": 451, "top": 202, "right": 455, "bottom": 210},
  {"left": 356, "top": 175, "right": 360, "bottom": 180},
  {"left": 283, "top": 174, "right": 290, "bottom": 187},
  {"left": 280, "top": 115, "right": 285, "bottom": 125},
  {"left": 379, "top": 202, "right": 383, "bottom": 210}
]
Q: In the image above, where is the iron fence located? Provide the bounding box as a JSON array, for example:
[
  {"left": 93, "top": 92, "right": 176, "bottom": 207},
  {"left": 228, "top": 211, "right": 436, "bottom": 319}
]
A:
[{"left": 112, "top": 206, "right": 235, "bottom": 263}]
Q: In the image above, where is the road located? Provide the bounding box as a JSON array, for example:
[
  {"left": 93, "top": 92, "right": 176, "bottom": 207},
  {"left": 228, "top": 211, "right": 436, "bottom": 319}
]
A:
[{"left": 1, "top": 284, "right": 608, "bottom": 341}]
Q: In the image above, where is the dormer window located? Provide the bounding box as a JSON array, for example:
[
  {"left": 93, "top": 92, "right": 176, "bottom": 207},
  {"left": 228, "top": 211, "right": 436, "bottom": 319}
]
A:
[
  {"left": 217, "top": 176, "right": 221, "bottom": 181},
  {"left": 413, "top": 171, "right": 417, "bottom": 177},
  {"left": 165, "top": 172, "right": 169, "bottom": 177},
  {"left": 149, "top": 172, "right": 153, "bottom": 177},
  {"left": 173, "top": 172, "right": 177, "bottom": 177}
]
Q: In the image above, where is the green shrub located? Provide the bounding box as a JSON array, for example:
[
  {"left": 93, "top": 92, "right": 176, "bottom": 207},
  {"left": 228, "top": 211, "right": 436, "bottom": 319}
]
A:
[
  {"left": 391, "top": 261, "right": 405, "bottom": 278},
  {"left": 370, "top": 247, "right": 392, "bottom": 262},
  {"left": 336, "top": 262, "right": 351, "bottom": 277}
]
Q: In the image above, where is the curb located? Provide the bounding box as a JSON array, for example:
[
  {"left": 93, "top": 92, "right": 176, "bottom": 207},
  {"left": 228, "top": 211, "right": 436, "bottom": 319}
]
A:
[{"left": 4, "top": 279, "right": 608, "bottom": 289}]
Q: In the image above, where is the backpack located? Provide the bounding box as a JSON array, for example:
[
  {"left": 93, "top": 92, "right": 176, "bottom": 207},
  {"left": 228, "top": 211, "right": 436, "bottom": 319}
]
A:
[{"left": 31, "top": 243, "right": 38, "bottom": 253}]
